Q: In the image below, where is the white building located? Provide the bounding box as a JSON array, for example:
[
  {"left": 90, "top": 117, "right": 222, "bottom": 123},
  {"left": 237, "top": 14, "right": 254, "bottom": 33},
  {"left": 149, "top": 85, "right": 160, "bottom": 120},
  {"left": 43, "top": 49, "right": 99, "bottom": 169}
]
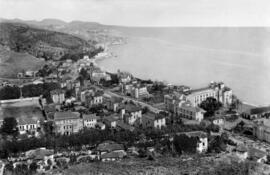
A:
[
  {"left": 83, "top": 114, "right": 100, "bottom": 128},
  {"left": 142, "top": 113, "right": 166, "bottom": 129},
  {"left": 50, "top": 89, "right": 65, "bottom": 104},
  {"left": 176, "top": 101, "right": 205, "bottom": 122},
  {"left": 184, "top": 131, "right": 208, "bottom": 153},
  {"left": 121, "top": 104, "right": 142, "bottom": 125},
  {"left": 17, "top": 118, "right": 40, "bottom": 135}
]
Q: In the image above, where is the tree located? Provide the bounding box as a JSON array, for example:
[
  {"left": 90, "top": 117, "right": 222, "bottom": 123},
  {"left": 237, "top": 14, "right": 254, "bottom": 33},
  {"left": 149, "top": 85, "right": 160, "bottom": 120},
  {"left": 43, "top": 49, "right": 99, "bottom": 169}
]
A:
[
  {"left": 199, "top": 97, "right": 222, "bottom": 118},
  {"left": 173, "top": 134, "right": 198, "bottom": 154},
  {"left": 29, "top": 162, "right": 38, "bottom": 173},
  {"left": 0, "top": 86, "right": 20, "bottom": 100},
  {"left": 1, "top": 117, "right": 18, "bottom": 136}
]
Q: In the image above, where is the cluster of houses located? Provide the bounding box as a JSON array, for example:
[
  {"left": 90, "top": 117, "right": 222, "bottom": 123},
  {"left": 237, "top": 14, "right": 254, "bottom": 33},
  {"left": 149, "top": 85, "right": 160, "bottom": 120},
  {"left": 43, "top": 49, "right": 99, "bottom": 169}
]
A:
[{"left": 118, "top": 71, "right": 150, "bottom": 99}]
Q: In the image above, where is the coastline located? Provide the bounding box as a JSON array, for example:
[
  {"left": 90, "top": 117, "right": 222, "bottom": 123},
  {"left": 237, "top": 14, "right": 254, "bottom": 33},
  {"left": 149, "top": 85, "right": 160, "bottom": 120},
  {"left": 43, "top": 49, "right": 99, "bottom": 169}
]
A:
[{"left": 93, "top": 38, "right": 265, "bottom": 109}]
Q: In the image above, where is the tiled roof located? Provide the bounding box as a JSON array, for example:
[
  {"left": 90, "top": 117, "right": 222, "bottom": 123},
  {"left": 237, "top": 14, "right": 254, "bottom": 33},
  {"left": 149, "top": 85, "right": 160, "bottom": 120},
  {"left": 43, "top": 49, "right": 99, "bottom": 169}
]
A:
[
  {"left": 54, "top": 111, "right": 80, "bottom": 121},
  {"left": 83, "top": 114, "right": 100, "bottom": 120},
  {"left": 100, "top": 151, "right": 125, "bottom": 159},
  {"left": 50, "top": 89, "right": 65, "bottom": 95},
  {"left": 143, "top": 112, "right": 165, "bottom": 121},
  {"left": 17, "top": 118, "right": 38, "bottom": 125},
  {"left": 236, "top": 144, "right": 248, "bottom": 152},
  {"left": 184, "top": 131, "right": 207, "bottom": 138},
  {"left": 248, "top": 148, "right": 266, "bottom": 160},
  {"left": 117, "top": 121, "right": 134, "bottom": 131},
  {"left": 97, "top": 141, "right": 124, "bottom": 152},
  {"left": 124, "top": 104, "right": 141, "bottom": 113},
  {"left": 189, "top": 87, "right": 213, "bottom": 94}
]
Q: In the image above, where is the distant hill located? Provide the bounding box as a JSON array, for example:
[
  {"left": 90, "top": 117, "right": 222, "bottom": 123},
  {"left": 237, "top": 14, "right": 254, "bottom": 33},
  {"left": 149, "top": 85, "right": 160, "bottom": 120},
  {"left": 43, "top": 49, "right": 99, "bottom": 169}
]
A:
[
  {"left": 0, "top": 22, "right": 96, "bottom": 60},
  {"left": 0, "top": 18, "right": 125, "bottom": 45}
]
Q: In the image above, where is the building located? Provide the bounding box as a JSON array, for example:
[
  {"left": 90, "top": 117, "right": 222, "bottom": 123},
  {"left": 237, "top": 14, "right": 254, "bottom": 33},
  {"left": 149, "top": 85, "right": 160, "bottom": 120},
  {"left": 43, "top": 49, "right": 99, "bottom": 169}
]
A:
[
  {"left": 104, "top": 95, "right": 123, "bottom": 112},
  {"left": 91, "top": 69, "right": 111, "bottom": 83},
  {"left": 121, "top": 104, "right": 142, "bottom": 125},
  {"left": 96, "top": 141, "right": 125, "bottom": 155},
  {"left": 164, "top": 93, "right": 186, "bottom": 113},
  {"left": 253, "top": 118, "right": 270, "bottom": 143},
  {"left": 184, "top": 131, "right": 208, "bottom": 153},
  {"left": 50, "top": 89, "right": 65, "bottom": 104},
  {"left": 116, "top": 121, "right": 135, "bottom": 131},
  {"left": 176, "top": 101, "right": 205, "bottom": 122},
  {"left": 85, "top": 91, "right": 104, "bottom": 107},
  {"left": 17, "top": 118, "right": 40, "bottom": 135},
  {"left": 83, "top": 114, "right": 100, "bottom": 128},
  {"left": 248, "top": 148, "right": 267, "bottom": 163},
  {"left": 132, "top": 85, "right": 149, "bottom": 99},
  {"left": 103, "top": 115, "right": 119, "bottom": 128},
  {"left": 235, "top": 144, "right": 248, "bottom": 161},
  {"left": 54, "top": 111, "right": 83, "bottom": 135},
  {"left": 96, "top": 122, "right": 106, "bottom": 130},
  {"left": 117, "top": 70, "right": 132, "bottom": 84},
  {"left": 186, "top": 82, "right": 232, "bottom": 107},
  {"left": 142, "top": 112, "right": 166, "bottom": 129},
  {"left": 243, "top": 106, "right": 270, "bottom": 120}
]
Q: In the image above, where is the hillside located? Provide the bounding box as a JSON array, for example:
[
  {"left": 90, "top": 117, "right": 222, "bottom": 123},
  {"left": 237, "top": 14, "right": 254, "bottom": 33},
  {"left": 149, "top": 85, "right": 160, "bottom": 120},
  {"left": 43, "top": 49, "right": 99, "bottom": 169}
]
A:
[
  {"left": 0, "top": 46, "right": 45, "bottom": 78},
  {"left": 0, "top": 18, "right": 126, "bottom": 45},
  {"left": 0, "top": 22, "right": 96, "bottom": 60}
]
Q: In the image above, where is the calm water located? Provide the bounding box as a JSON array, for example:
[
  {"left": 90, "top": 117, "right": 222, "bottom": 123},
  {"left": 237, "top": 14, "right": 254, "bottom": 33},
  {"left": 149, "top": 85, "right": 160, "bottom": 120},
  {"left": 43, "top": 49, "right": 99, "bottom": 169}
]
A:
[{"left": 98, "top": 28, "right": 270, "bottom": 106}]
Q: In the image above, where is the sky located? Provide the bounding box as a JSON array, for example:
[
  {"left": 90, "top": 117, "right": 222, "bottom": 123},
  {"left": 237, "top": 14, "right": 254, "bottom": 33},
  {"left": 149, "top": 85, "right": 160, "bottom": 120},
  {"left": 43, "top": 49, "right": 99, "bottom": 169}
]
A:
[{"left": 1, "top": 0, "right": 270, "bottom": 26}]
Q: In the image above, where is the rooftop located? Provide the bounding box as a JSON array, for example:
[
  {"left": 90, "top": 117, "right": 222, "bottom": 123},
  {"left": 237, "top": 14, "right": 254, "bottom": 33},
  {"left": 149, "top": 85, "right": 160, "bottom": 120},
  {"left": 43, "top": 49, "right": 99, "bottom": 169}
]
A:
[
  {"left": 54, "top": 111, "right": 80, "bottom": 121},
  {"left": 97, "top": 141, "right": 124, "bottom": 152},
  {"left": 83, "top": 114, "right": 100, "bottom": 120},
  {"left": 189, "top": 87, "right": 213, "bottom": 94},
  {"left": 117, "top": 121, "right": 135, "bottom": 131},
  {"left": 249, "top": 106, "right": 270, "bottom": 115},
  {"left": 184, "top": 131, "right": 207, "bottom": 138},
  {"left": 123, "top": 104, "right": 141, "bottom": 113},
  {"left": 50, "top": 89, "right": 65, "bottom": 95},
  {"left": 17, "top": 118, "right": 38, "bottom": 125},
  {"left": 143, "top": 112, "right": 165, "bottom": 121}
]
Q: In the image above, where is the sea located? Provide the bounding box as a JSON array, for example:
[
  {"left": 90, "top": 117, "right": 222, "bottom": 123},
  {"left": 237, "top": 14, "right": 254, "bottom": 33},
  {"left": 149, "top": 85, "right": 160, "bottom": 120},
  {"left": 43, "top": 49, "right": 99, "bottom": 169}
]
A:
[{"left": 97, "top": 27, "right": 270, "bottom": 106}]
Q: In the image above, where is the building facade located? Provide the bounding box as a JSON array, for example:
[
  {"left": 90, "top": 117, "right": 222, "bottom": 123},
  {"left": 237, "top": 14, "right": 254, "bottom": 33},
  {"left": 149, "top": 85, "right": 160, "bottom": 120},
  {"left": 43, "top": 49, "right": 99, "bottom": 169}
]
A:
[{"left": 54, "top": 111, "right": 83, "bottom": 135}]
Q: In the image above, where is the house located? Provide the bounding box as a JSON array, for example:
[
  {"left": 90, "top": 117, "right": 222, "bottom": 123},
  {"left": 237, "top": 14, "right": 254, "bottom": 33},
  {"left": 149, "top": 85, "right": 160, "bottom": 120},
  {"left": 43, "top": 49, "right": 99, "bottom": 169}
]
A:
[
  {"left": 131, "top": 85, "right": 149, "bottom": 99},
  {"left": 97, "top": 141, "right": 125, "bottom": 155},
  {"left": 50, "top": 89, "right": 65, "bottom": 104},
  {"left": 142, "top": 112, "right": 166, "bottom": 129},
  {"left": 117, "top": 70, "right": 132, "bottom": 84},
  {"left": 96, "top": 122, "right": 106, "bottom": 130},
  {"left": 176, "top": 101, "right": 205, "bottom": 122},
  {"left": 54, "top": 111, "right": 83, "bottom": 135},
  {"left": 100, "top": 151, "right": 126, "bottom": 162},
  {"left": 164, "top": 93, "right": 186, "bottom": 113},
  {"left": 253, "top": 118, "right": 270, "bottom": 143},
  {"left": 91, "top": 69, "right": 111, "bottom": 83},
  {"left": 235, "top": 144, "right": 248, "bottom": 161},
  {"left": 85, "top": 91, "right": 104, "bottom": 107},
  {"left": 121, "top": 104, "right": 142, "bottom": 125},
  {"left": 80, "top": 89, "right": 95, "bottom": 103},
  {"left": 184, "top": 131, "right": 208, "bottom": 153},
  {"left": 17, "top": 118, "right": 40, "bottom": 135},
  {"left": 248, "top": 148, "right": 267, "bottom": 163},
  {"left": 103, "top": 114, "right": 119, "bottom": 128},
  {"left": 104, "top": 95, "right": 123, "bottom": 112},
  {"left": 83, "top": 114, "right": 100, "bottom": 128}
]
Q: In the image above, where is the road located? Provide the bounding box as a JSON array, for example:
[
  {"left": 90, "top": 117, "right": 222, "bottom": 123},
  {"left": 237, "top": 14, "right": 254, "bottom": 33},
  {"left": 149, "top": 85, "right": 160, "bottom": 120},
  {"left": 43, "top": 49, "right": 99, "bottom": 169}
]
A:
[{"left": 104, "top": 90, "right": 162, "bottom": 113}]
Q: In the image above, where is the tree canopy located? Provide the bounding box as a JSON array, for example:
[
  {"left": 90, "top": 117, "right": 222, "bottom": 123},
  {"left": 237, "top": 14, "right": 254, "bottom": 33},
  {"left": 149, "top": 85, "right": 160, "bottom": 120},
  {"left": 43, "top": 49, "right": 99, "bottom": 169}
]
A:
[{"left": 199, "top": 97, "right": 222, "bottom": 118}]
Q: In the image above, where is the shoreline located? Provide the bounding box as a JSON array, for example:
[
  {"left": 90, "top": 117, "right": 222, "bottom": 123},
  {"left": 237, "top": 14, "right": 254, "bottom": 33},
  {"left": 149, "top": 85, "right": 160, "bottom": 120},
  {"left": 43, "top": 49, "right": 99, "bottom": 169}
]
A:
[{"left": 93, "top": 46, "right": 262, "bottom": 110}]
